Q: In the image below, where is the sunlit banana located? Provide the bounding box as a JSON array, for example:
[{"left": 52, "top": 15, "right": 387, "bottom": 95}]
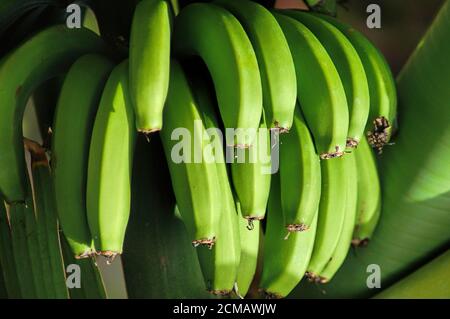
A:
[
  {"left": 280, "top": 105, "right": 321, "bottom": 232},
  {"left": 52, "top": 54, "right": 114, "bottom": 258},
  {"left": 306, "top": 157, "right": 349, "bottom": 279},
  {"left": 259, "top": 174, "right": 318, "bottom": 298},
  {"left": 274, "top": 12, "right": 349, "bottom": 159},
  {"left": 129, "top": 0, "right": 172, "bottom": 133},
  {"left": 186, "top": 66, "right": 241, "bottom": 295},
  {"left": 160, "top": 60, "right": 220, "bottom": 247},
  {"left": 318, "top": 152, "right": 358, "bottom": 283},
  {"left": 314, "top": 13, "right": 397, "bottom": 153},
  {"left": 352, "top": 136, "right": 381, "bottom": 246},
  {"left": 87, "top": 60, "right": 137, "bottom": 259},
  {"left": 0, "top": 25, "right": 108, "bottom": 203},
  {"left": 235, "top": 197, "right": 260, "bottom": 298},
  {"left": 285, "top": 11, "right": 370, "bottom": 149},
  {"left": 214, "top": 0, "right": 297, "bottom": 131},
  {"left": 173, "top": 3, "right": 262, "bottom": 147},
  {"left": 231, "top": 114, "right": 271, "bottom": 226}
]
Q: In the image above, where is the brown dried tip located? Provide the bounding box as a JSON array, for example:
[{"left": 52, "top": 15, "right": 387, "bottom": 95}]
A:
[
  {"left": 351, "top": 237, "right": 370, "bottom": 247},
  {"left": 245, "top": 216, "right": 264, "bottom": 230},
  {"left": 346, "top": 138, "right": 359, "bottom": 149},
  {"left": 208, "top": 289, "right": 232, "bottom": 296},
  {"left": 74, "top": 251, "right": 93, "bottom": 260},
  {"left": 139, "top": 128, "right": 161, "bottom": 135},
  {"left": 192, "top": 237, "right": 216, "bottom": 249},
  {"left": 367, "top": 116, "right": 391, "bottom": 154},
  {"left": 286, "top": 223, "right": 309, "bottom": 232},
  {"left": 98, "top": 251, "right": 120, "bottom": 265},
  {"left": 259, "top": 289, "right": 283, "bottom": 299},
  {"left": 271, "top": 122, "right": 290, "bottom": 134},
  {"left": 320, "top": 146, "right": 344, "bottom": 160},
  {"left": 305, "top": 271, "right": 321, "bottom": 283},
  {"left": 24, "top": 138, "right": 48, "bottom": 167}
]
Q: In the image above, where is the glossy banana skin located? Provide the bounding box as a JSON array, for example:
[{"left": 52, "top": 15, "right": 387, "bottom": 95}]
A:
[
  {"left": 129, "top": 0, "right": 172, "bottom": 132},
  {"left": 274, "top": 12, "right": 349, "bottom": 159},
  {"left": 260, "top": 174, "right": 317, "bottom": 298},
  {"left": 214, "top": 0, "right": 297, "bottom": 131},
  {"left": 352, "top": 136, "right": 381, "bottom": 245},
  {"left": 286, "top": 10, "right": 370, "bottom": 149},
  {"left": 280, "top": 105, "right": 321, "bottom": 232},
  {"left": 318, "top": 152, "right": 358, "bottom": 282},
  {"left": 0, "top": 25, "right": 108, "bottom": 203},
  {"left": 307, "top": 156, "right": 349, "bottom": 277},
  {"left": 314, "top": 13, "right": 397, "bottom": 152},
  {"left": 160, "top": 60, "right": 221, "bottom": 246},
  {"left": 87, "top": 60, "right": 137, "bottom": 257},
  {"left": 52, "top": 54, "right": 114, "bottom": 258},
  {"left": 173, "top": 3, "right": 263, "bottom": 147}
]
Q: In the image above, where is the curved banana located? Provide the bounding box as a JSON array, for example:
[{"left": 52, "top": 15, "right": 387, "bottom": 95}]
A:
[
  {"left": 306, "top": 156, "right": 349, "bottom": 279},
  {"left": 260, "top": 174, "right": 318, "bottom": 298},
  {"left": 285, "top": 11, "right": 370, "bottom": 149},
  {"left": 280, "top": 105, "right": 321, "bottom": 232},
  {"left": 0, "top": 25, "right": 108, "bottom": 203},
  {"left": 318, "top": 152, "right": 358, "bottom": 283},
  {"left": 52, "top": 54, "right": 114, "bottom": 258},
  {"left": 160, "top": 60, "right": 221, "bottom": 247},
  {"left": 314, "top": 13, "right": 397, "bottom": 153},
  {"left": 187, "top": 67, "right": 241, "bottom": 295},
  {"left": 173, "top": 3, "right": 262, "bottom": 147},
  {"left": 274, "top": 12, "right": 349, "bottom": 159},
  {"left": 214, "top": 0, "right": 297, "bottom": 131},
  {"left": 231, "top": 113, "right": 271, "bottom": 224},
  {"left": 235, "top": 197, "right": 260, "bottom": 298},
  {"left": 352, "top": 136, "right": 381, "bottom": 246},
  {"left": 87, "top": 60, "right": 137, "bottom": 259},
  {"left": 129, "top": 0, "right": 172, "bottom": 133}
]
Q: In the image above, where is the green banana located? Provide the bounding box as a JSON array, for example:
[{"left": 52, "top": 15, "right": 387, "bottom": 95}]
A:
[
  {"left": 235, "top": 197, "right": 260, "bottom": 298},
  {"left": 87, "top": 60, "right": 136, "bottom": 258},
  {"left": 285, "top": 11, "right": 370, "bottom": 149},
  {"left": 230, "top": 114, "right": 271, "bottom": 224},
  {"left": 280, "top": 105, "right": 321, "bottom": 232},
  {"left": 173, "top": 3, "right": 263, "bottom": 147},
  {"left": 129, "top": 0, "right": 172, "bottom": 133},
  {"left": 28, "top": 141, "right": 69, "bottom": 298},
  {"left": 160, "top": 60, "right": 220, "bottom": 247},
  {"left": 0, "top": 25, "right": 108, "bottom": 203},
  {"left": 214, "top": 0, "right": 297, "bottom": 131},
  {"left": 259, "top": 174, "right": 318, "bottom": 298},
  {"left": 274, "top": 12, "right": 349, "bottom": 159},
  {"left": 0, "top": 200, "right": 21, "bottom": 298},
  {"left": 352, "top": 136, "right": 381, "bottom": 246},
  {"left": 187, "top": 65, "right": 241, "bottom": 295},
  {"left": 52, "top": 54, "right": 114, "bottom": 258},
  {"left": 318, "top": 152, "right": 358, "bottom": 283},
  {"left": 306, "top": 157, "right": 349, "bottom": 279},
  {"left": 314, "top": 13, "right": 397, "bottom": 153}
]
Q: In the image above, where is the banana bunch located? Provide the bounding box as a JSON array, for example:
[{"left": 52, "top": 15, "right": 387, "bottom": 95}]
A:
[{"left": 0, "top": 0, "right": 397, "bottom": 299}]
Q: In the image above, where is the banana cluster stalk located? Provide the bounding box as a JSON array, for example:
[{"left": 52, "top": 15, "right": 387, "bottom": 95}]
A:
[{"left": 0, "top": 0, "right": 398, "bottom": 299}]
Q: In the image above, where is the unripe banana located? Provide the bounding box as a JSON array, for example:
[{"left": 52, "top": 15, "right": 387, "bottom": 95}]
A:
[
  {"left": 306, "top": 157, "right": 349, "bottom": 279},
  {"left": 160, "top": 60, "right": 220, "bottom": 247},
  {"left": 87, "top": 60, "right": 137, "bottom": 258},
  {"left": 0, "top": 25, "right": 108, "bottom": 203},
  {"left": 285, "top": 11, "right": 370, "bottom": 149},
  {"left": 274, "top": 12, "right": 349, "bottom": 159},
  {"left": 129, "top": 0, "right": 172, "bottom": 133},
  {"left": 214, "top": 0, "right": 297, "bottom": 131},
  {"left": 235, "top": 198, "right": 260, "bottom": 298},
  {"left": 188, "top": 66, "right": 241, "bottom": 295},
  {"left": 318, "top": 152, "right": 358, "bottom": 283},
  {"left": 280, "top": 105, "right": 321, "bottom": 232},
  {"left": 260, "top": 174, "right": 318, "bottom": 298},
  {"left": 352, "top": 136, "right": 381, "bottom": 246},
  {"left": 231, "top": 114, "right": 271, "bottom": 224},
  {"left": 314, "top": 13, "right": 397, "bottom": 153},
  {"left": 173, "top": 3, "right": 263, "bottom": 147},
  {"left": 52, "top": 54, "right": 114, "bottom": 258}
]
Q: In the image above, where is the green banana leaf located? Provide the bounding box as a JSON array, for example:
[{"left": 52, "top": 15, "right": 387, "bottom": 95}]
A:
[
  {"left": 291, "top": 0, "right": 450, "bottom": 299},
  {"left": 122, "top": 135, "right": 211, "bottom": 299},
  {"left": 374, "top": 250, "right": 450, "bottom": 299}
]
